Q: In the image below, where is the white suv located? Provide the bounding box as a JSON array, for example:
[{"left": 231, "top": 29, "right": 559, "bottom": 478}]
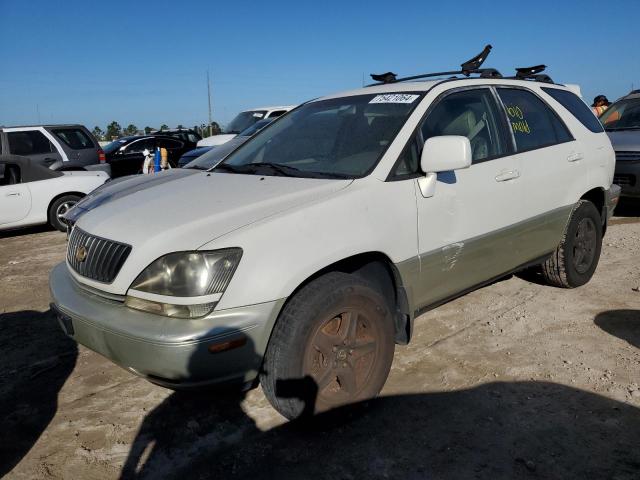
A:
[
  {"left": 197, "top": 106, "right": 295, "bottom": 147},
  {"left": 50, "top": 52, "right": 618, "bottom": 419}
]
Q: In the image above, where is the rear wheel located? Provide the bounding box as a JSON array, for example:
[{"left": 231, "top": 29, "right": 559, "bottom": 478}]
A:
[
  {"left": 261, "top": 272, "right": 395, "bottom": 420},
  {"left": 541, "top": 200, "right": 602, "bottom": 288},
  {"left": 48, "top": 194, "right": 81, "bottom": 232}
]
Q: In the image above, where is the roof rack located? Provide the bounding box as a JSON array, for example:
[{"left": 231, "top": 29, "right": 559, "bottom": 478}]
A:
[
  {"left": 368, "top": 45, "right": 556, "bottom": 86},
  {"left": 368, "top": 45, "right": 502, "bottom": 86},
  {"left": 509, "top": 64, "right": 553, "bottom": 83}
]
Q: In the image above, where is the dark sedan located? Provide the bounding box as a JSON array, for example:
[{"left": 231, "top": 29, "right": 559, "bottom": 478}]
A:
[{"left": 103, "top": 135, "right": 191, "bottom": 178}]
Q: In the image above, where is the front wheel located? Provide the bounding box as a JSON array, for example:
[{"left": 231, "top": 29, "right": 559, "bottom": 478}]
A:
[
  {"left": 48, "top": 194, "right": 81, "bottom": 232},
  {"left": 541, "top": 200, "right": 602, "bottom": 288},
  {"left": 261, "top": 272, "right": 395, "bottom": 420}
]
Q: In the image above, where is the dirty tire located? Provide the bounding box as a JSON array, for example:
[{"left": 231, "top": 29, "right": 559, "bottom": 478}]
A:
[
  {"left": 261, "top": 272, "right": 395, "bottom": 420},
  {"left": 541, "top": 200, "right": 602, "bottom": 288},
  {"left": 48, "top": 194, "right": 81, "bottom": 232}
]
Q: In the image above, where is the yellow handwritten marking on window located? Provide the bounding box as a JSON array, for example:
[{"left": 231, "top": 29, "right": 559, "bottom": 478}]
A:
[
  {"left": 506, "top": 104, "right": 531, "bottom": 134},
  {"left": 505, "top": 105, "right": 524, "bottom": 120}
]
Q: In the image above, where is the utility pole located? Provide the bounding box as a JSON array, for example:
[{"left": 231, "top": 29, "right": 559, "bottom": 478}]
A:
[{"left": 207, "top": 70, "right": 213, "bottom": 137}]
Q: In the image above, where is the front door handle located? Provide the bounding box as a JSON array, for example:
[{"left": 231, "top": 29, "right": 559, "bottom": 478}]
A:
[
  {"left": 495, "top": 170, "right": 520, "bottom": 182},
  {"left": 567, "top": 152, "right": 584, "bottom": 162},
  {"left": 6, "top": 192, "right": 21, "bottom": 197}
]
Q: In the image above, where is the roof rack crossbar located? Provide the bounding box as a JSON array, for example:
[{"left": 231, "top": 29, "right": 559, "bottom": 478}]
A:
[{"left": 368, "top": 44, "right": 503, "bottom": 86}]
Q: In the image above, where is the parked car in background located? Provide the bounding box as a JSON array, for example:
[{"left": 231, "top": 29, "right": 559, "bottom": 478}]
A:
[
  {"left": 150, "top": 128, "right": 201, "bottom": 151},
  {"left": 50, "top": 55, "right": 617, "bottom": 420},
  {"left": 180, "top": 118, "right": 274, "bottom": 168},
  {"left": 197, "top": 106, "right": 294, "bottom": 147},
  {"left": 103, "top": 135, "right": 190, "bottom": 177},
  {"left": 177, "top": 146, "right": 214, "bottom": 168},
  {"left": 599, "top": 89, "right": 640, "bottom": 198},
  {"left": 0, "top": 125, "right": 105, "bottom": 171},
  {"left": 0, "top": 154, "right": 108, "bottom": 232}
]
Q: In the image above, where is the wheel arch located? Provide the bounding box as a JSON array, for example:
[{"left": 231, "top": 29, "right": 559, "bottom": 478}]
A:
[
  {"left": 48, "top": 191, "right": 85, "bottom": 211},
  {"left": 277, "top": 251, "right": 413, "bottom": 346},
  {"left": 580, "top": 187, "right": 606, "bottom": 232}
]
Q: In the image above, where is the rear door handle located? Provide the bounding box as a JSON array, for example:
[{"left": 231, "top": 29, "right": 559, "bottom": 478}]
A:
[
  {"left": 567, "top": 152, "right": 583, "bottom": 162},
  {"left": 6, "top": 192, "right": 21, "bottom": 197},
  {"left": 495, "top": 170, "right": 520, "bottom": 182}
]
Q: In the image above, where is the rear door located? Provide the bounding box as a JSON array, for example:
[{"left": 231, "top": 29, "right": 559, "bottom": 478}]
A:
[
  {"left": 397, "top": 87, "right": 522, "bottom": 308},
  {"left": 495, "top": 87, "right": 577, "bottom": 259},
  {"left": 49, "top": 126, "right": 99, "bottom": 167},
  {"left": 113, "top": 138, "right": 156, "bottom": 176},
  {"left": 0, "top": 162, "right": 32, "bottom": 224},
  {"left": 6, "top": 129, "right": 63, "bottom": 169},
  {"left": 157, "top": 138, "right": 185, "bottom": 167}
]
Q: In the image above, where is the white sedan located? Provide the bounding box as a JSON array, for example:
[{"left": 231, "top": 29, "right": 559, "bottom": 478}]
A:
[{"left": 0, "top": 155, "right": 109, "bottom": 232}]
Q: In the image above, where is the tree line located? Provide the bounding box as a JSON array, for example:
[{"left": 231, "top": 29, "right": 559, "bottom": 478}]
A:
[{"left": 92, "top": 121, "right": 222, "bottom": 141}]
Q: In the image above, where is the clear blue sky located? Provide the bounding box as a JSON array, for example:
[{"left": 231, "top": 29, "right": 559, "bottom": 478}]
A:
[{"left": 1, "top": 0, "right": 638, "bottom": 130}]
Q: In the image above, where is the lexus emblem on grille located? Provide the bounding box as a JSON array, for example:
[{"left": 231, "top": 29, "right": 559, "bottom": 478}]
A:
[{"left": 75, "top": 245, "right": 88, "bottom": 263}]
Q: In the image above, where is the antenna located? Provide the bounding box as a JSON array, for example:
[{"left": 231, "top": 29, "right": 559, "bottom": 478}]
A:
[{"left": 207, "top": 70, "right": 213, "bottom": 137}]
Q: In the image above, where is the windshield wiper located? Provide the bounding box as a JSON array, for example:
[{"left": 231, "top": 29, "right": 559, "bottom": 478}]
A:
[
  {"left": 186, "top": 164, "right": 208, "bottom": 170},
  {"left": 214, "top": 162, "right": 351, "bottom": 179}
]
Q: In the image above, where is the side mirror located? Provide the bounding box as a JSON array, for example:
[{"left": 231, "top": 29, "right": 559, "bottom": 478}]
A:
[{"left": 418, "top": 135, "right": 472, "bottom": 197}]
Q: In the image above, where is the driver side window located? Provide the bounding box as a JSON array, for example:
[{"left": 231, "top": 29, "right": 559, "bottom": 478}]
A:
[
  {"left": 421, "top": 89, "right": 507, "bottom": 163},
  {"left": 391, "top": 88, "right": 508, "bottom": 179},
  {"left": 0, "top": 163, "right": 21, "bottom": 186}
]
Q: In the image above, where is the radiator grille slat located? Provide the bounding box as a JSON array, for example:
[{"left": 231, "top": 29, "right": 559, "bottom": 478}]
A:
[{"left": 67, "top": 228, "right": 131, "bottom": 283}]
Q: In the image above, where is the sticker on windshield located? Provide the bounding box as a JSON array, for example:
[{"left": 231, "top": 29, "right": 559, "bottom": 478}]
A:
[
  {"left": 252, "top": 112, "right": 264, "bottom": 118},
  {"left": 369, "top": 94, "right": 419, "bottom": 104}
]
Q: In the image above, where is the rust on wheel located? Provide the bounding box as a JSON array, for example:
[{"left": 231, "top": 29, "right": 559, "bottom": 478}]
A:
[{"left": 303, "top": 308, "right": 380, "bottom": 409}]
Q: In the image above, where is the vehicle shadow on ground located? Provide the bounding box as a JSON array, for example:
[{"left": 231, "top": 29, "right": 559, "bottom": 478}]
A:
[
  {"left": 122, "top": 380, "right": 640, "bottom": 479},
  {"left": 0, "top": 309, "right": 78, "bottom": 477},
  {"left": 0, "top": 224, "right": 55, "bottom": 239},
  {"left": 613, "top": 198, "right": 640, "bottom": 218},
  {"left": 595, "top": 309, "right": 640, "bottom": 349}
]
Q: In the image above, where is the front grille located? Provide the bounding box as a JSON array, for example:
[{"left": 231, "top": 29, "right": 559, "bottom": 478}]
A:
[
  {"left": 615, "top": 151, "right": 640, "bottom": 163},
  {"left": 67, "top": 227, "right": 131, "bottom": 283},
  {"left": 613, "top": 174, "right": 636, "bottom": 187}
]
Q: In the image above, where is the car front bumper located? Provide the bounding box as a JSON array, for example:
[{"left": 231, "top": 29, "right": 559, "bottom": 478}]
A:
[
  {"left": 614, "top": 161, "right": 640, "bottom": 197},
  {"left": 49, "top": 262, "right": 284, "bottom": 389}
]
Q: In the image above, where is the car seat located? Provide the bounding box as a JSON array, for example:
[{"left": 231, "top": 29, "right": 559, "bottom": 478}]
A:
[{"left": 441, "top": 110, "right": 489, "bottom": 160}]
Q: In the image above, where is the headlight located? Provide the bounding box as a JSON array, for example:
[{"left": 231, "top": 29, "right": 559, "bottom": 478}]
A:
[{"left": 125, "top": 248, "right": 242, "bottom": 318}]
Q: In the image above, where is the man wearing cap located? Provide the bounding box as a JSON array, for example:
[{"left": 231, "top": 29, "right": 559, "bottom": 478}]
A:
[{"left": 592, "top": 95, "right": 610, "bottom": 116}]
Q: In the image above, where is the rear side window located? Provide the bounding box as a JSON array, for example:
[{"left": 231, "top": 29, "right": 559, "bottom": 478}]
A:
[
  {"left": 126, "top": 138, "right": 156, "bottom": 153},
  {"left": 541, "top": 88, "right": 604, "bottom": 133},
  {"left": 268, "top": 110, "right": 287, "bottom": 118},
  {"left": 52, "top": 128, "right": 95, "bottom": 149},
  {"left": 497, "top": 88, "right": 573, "bottom": 152},
  {"left": 7, "top": 131, "right": 55, "bottom": 155}
]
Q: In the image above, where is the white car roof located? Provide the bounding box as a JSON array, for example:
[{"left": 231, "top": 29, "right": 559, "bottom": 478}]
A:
[
  {"left": 317, "top": 78, "right": 575, "bottom": 101},
  {"left": 244, "top": 106, "right": 296, "bottom": 112}
]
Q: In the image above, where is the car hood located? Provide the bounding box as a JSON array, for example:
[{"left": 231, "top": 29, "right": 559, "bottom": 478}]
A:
[
  {"left": 606, "top": 130, "right": 640, "bottom": 151},
  {"left": 65, "top": 168, "right": 198, "bottom": 224},
  {"left": 197, "top": 134, "right": 237, "bottom": 147},
  {"left": 75, "top": 173, "right": 352, "bottom": 288}
]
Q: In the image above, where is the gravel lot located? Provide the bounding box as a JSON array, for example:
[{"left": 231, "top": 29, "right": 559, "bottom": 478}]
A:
[{"left": 1, "top": 203, "right": 639, "bottom": 480}]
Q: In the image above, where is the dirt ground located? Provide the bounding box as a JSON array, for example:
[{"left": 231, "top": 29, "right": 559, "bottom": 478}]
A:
[{"left": 1, "top": 203, "right": 639, "bottom": 480}]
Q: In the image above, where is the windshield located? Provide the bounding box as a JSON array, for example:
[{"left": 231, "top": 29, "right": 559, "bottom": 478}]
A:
[
  {"left": 225, "top": 111, "right": 267, "bottom": 134},
  {"left": 103, "top": 138, "right": 130, "bottom": 154},
  {"left": 213, "top": 93, "right": 422, "bottom": 179},
  {"left": 238, "top": 118, "right": 273, "bottom": 137},
  {"left": 600, "top": 98, "right": 640, "bottom": 130}
]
